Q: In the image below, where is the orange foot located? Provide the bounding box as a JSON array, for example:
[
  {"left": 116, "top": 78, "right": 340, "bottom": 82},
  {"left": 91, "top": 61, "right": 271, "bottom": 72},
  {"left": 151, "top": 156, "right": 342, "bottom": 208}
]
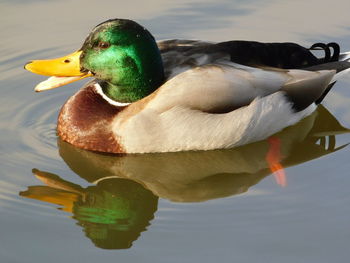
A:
[{"left": 266, "top": 137, "right": 287, "bottom": 187}]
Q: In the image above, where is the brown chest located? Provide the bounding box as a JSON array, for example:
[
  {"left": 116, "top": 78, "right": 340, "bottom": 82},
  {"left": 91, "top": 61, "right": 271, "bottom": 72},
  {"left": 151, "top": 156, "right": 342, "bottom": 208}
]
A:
[{"left": 57, "top": 84, "right": 126, "bottom": 153}]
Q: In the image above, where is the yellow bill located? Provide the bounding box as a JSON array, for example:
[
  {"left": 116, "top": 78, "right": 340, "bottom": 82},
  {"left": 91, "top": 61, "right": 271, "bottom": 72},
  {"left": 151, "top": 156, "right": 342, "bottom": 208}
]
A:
[{"left": 24, "top": 50, "right": 92, "bottom": 92}]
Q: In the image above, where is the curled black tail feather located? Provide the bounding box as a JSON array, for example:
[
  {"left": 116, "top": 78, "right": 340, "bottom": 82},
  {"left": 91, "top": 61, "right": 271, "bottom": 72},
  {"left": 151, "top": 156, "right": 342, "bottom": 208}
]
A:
[{"left": 309, "top": 42, "right": 340, "bottom": 63}]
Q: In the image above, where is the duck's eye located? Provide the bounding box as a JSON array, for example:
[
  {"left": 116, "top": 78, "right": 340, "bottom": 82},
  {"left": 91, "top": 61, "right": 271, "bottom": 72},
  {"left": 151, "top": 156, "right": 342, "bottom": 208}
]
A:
[{"left": 98, "top": 41, "right": 110, "bottom": 49}]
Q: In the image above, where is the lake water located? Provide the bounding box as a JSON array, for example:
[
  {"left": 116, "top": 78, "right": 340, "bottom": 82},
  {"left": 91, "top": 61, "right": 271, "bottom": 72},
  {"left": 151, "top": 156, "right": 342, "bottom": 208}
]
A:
[{"left": 1, "top": 0, "right": 350, "bottom": 262}]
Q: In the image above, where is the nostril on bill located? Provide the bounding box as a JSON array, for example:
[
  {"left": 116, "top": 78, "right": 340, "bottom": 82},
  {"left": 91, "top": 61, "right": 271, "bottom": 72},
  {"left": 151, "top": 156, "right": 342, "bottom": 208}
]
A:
[{"left": 24, "top": 61, "right": 32, "bottom": 70}]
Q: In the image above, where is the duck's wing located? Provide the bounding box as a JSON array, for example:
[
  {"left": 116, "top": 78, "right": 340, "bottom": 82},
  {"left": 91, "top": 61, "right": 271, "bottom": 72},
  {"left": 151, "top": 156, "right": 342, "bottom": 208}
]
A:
[
  {"left": 157, "top": 39, "right": 350, "bottom": 111},
  {"left": 147, "top": 62, "right": 336, "bottom": 113}
]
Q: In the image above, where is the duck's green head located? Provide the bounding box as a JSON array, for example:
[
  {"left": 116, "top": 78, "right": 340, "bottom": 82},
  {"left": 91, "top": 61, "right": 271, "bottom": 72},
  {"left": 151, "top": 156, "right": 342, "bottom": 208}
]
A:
[{"left": 25, "top": 19, "right": 165, "bottom": 103}]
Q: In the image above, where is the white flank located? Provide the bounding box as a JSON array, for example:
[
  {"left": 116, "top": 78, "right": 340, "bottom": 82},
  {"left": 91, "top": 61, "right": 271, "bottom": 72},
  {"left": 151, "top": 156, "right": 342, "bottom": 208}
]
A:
[{"left": 114, "top": 92, "right": 315, "bottom": 153}]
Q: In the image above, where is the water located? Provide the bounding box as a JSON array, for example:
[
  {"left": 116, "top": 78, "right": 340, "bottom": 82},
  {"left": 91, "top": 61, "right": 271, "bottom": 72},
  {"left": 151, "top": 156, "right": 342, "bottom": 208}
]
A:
[{"left": 1, "top": 0, "right": 350, "bottom": 262}]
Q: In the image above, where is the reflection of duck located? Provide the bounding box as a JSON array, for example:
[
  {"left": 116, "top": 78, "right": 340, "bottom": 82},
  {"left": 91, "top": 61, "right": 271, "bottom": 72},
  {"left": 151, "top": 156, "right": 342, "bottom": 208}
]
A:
[
  {"left": 58, "top": 105, "right": 349, "bottom": 202},
  {"left": 20, "top": 172, "right": 157, "bottom": 249},
  {"left": 25, "top": 19, "right": 350, "bottom": 153},
  {"left": 20, "top": 105, "right": 348, "bottom": 249}
]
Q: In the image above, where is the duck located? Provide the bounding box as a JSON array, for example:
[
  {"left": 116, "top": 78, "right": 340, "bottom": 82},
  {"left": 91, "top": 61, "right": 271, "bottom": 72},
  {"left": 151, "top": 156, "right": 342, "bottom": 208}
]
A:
[{"left": 24, "top": 18, "right": 350, "bottom": 154}]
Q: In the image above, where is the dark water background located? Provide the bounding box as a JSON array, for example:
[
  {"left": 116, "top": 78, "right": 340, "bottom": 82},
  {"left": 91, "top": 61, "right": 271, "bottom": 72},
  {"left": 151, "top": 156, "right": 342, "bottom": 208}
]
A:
[{"left": 1, "top": 0, "right": 350, "bottom": 262}]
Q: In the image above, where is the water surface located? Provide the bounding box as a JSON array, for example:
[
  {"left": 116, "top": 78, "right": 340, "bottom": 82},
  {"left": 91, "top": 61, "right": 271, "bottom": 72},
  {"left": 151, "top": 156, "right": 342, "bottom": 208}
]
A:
[{"left": 1, "top": 0, "right": 350, "bottom": 262}]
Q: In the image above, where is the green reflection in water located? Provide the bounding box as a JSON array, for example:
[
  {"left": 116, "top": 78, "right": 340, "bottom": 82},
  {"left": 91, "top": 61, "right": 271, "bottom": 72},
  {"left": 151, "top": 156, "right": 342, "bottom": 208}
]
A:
[
  {"left": 74, "top": 179, "right": 157, "bottom": 249},
  {"left": 20, "top": 173, "right": 158, "bottom": 249},
  {"left": 20, "top": 105, "right": 349, "bottom": 249}
]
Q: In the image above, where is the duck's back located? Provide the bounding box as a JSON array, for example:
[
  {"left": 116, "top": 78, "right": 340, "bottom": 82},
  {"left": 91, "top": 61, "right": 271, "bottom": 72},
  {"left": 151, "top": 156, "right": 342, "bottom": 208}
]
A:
[{"left": 158, "top": 39, "right": 342, "bottom": 80}]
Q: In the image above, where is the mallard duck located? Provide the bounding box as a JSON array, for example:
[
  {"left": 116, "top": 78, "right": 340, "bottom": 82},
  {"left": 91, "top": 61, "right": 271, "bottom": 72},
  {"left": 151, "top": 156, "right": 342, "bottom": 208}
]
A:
[{"left": 24, "top": 19, "right": 350, "bottom": 154}]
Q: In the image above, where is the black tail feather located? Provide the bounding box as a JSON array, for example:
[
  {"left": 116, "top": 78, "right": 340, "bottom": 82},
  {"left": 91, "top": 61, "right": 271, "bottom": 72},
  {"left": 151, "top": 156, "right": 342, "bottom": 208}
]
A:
[{"left": 309, "top": 42, "right": 340, "bottom": 63}]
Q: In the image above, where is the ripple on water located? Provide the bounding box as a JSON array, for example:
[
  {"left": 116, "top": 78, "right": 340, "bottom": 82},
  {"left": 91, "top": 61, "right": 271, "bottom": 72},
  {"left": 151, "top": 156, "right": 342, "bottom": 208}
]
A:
[
  {"left": 1, "top": 58, "right": 76, "bottom": 167},
  {"left": 7, "top": 91, "right": 66, "bottom": 163}
]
